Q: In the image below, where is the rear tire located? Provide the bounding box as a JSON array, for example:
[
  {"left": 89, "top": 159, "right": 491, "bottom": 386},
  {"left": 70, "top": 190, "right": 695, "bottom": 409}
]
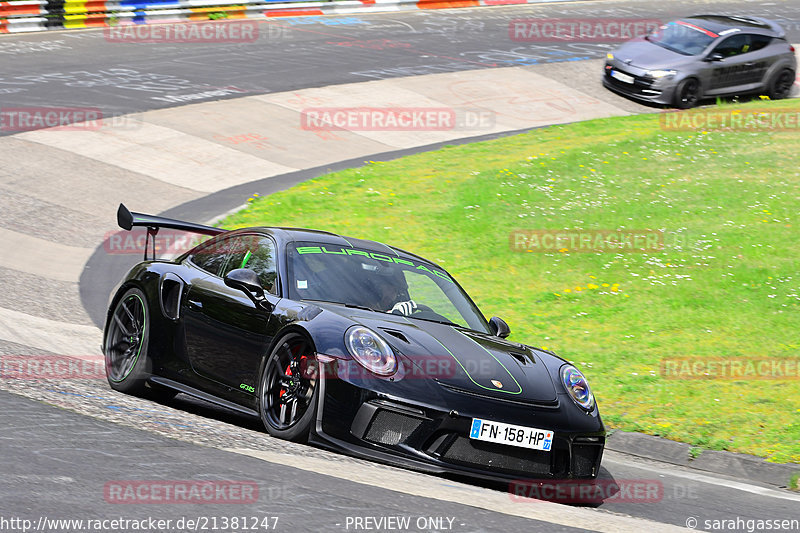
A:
[
  {"left": 104, "top": 287, "right": 151, "bottom": 395},
  {"left": 104, "top": 287, "right": 174, "bottom": 403},
  {"left": 767, "top": 68, "right": 795, "bottom": 100},
  {"left": 674, "top": 78, "right": 701, "bottom": 109},
  {"left": 258, "top": 333, "right": 319, "bottom": 443}
]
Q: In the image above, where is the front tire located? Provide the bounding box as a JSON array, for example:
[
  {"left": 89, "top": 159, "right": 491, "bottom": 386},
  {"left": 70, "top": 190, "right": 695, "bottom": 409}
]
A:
[
  {"left": 258, "top": 333, "right": 319, "bottom": 443},
  {"left": 674, "top": 78, "right": 701, "bottom": 109},
  {"left": 104, "top": 287, "right": 151, "bottom": 395},
  {"left": 767, "top": 68, "right": 795, "bottom": 100}
]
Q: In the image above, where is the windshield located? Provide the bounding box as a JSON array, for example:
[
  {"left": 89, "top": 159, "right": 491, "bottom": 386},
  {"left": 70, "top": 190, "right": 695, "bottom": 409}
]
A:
[
  {"left": 287, "top": 242, "right": 490, "bottom": 333},
  {"left": 647, "top": 21, "right": 718, "bottom": 55}
]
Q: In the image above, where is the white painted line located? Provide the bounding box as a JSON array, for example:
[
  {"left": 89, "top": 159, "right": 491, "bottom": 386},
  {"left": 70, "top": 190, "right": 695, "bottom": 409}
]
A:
[
  {"left": 0, "top": 228, "right": 93, "bottom": 283},
  {"left": 602, "top": 454, "right": 800, "bottom": 502},
  {"left": 0, "top": 306, "right": 102, "bottom": 356},
  {"left": 226, "top": 448, "right": 688, "bottom": 532}
]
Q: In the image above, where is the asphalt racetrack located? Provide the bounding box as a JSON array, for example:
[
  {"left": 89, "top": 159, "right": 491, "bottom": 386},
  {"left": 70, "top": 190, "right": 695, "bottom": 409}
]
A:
[{"left": 1, "top": 0, "right": 800, "bottom": 531}]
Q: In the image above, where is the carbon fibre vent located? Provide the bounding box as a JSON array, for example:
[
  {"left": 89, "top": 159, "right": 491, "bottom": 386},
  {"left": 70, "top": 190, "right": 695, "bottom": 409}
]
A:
[
  {"left": 364, "top": 410, "right": 422, "bottom": 446},
  {"left": 442, "top": 437, "right": 553, "bottom": 476},
  {"left": 159, "top": 275, "right": 184, "bottom": 321},
  {"left": 381, "top": 329, "right": 409, "bottom": 344},
  {"left": 571, "top": 444, "right": 603, "bottom": 477}
]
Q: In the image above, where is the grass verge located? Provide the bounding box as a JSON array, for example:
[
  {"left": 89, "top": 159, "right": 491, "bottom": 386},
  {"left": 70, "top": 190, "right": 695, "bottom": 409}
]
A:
[{"left": 222, "top": 99, "right": 800, "bottom": 463}]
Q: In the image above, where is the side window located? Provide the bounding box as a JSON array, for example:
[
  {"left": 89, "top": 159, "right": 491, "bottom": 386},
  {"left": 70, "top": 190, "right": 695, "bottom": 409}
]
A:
[
  {"left": 749, "top": 34, "right": 772, "bottom": 52},
  {"left": 220, "top": 235, "right": 279, "bottom": 294},
  {"left": 189, "top": 237, "right": 231, "bottom": 276},
  {"left": 713, "top": 34, "right": 750, "bottom": 57}
]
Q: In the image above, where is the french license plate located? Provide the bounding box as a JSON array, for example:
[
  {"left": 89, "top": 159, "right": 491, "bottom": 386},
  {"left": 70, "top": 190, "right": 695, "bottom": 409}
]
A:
[
  {"left": 470, "top": 418, "right": 553, "bottom": 451},
  {"left": 610, "top": 70, "right": 634, "bottom": 84}
]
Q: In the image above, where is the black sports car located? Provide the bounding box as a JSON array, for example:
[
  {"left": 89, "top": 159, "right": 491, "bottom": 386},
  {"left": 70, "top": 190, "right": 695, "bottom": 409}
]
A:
[
  {"left": 603, "top": 15, "right": 796, "bottom": 108},
  {"left": 103, "top": 204, "right": 605, "bottom": 481}
]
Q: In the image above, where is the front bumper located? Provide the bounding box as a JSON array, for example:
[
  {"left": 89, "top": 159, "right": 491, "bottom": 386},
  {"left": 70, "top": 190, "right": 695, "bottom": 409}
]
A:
[
  {"left": 602, "top": 62, "right": 676, "bottom": 105},
  {"left": 311, "top": 359, "right": 606, "bottom": 482}
]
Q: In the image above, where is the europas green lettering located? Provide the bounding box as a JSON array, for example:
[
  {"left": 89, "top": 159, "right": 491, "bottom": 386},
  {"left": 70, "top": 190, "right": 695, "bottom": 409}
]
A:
[{"left": 296, "top": 246, "right": 453, "bottom": 283}]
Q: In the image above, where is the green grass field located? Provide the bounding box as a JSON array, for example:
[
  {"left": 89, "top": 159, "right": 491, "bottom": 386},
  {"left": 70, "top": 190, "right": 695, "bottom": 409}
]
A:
[{"left": 223, "top": 100, "right": 800, "bottom": 464}]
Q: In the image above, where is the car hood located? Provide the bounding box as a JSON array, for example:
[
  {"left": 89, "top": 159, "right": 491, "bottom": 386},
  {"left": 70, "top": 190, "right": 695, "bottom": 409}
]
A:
[
  {"left": 613, "top": 38, "right": 691, "bottom": 70},
  {"left": 317, "top": 304, "right": 559, "bottom": 403}
]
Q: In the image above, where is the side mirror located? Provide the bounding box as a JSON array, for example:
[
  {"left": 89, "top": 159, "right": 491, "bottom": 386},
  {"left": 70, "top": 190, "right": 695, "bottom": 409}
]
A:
[
  {"left": 224, "top": 268, "right": 267, "bottom": 305},
  {"left": 489, "top": 316, "right": 511, "bottom": 339},
  {"left": 705, "top": 52, "right": 724, "bottom": 62}
]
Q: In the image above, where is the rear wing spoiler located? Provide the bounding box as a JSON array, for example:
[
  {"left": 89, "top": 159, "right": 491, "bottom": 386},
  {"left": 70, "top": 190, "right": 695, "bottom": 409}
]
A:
[
  {"left": 691, "top": 15, "right": 786, "bottom": 39},
  {"left": 117, "top": 203, "right": 225, "bottom": 260},
  {"left": 733, "top": 15, "right": 786, "bottom": 38}
]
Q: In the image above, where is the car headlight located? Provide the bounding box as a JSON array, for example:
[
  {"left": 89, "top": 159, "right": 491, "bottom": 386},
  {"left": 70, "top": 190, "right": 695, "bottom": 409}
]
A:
[
  {"left": 560, "top": 365, "right": 595, "bottom": 410},
  {"left": 646, "top": 69, "right": 677, "bottom": 79},
  {"left": 606, "top": 52, "right": 614, "bottom": 60},
  {"left": 345, "top": 326, "right": 397, "bottom": 376}
]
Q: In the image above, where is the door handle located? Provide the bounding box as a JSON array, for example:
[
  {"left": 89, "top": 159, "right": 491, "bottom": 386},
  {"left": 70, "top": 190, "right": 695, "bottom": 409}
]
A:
[{"left": 187, "top": 300, "right": 203, "bottom": 310}]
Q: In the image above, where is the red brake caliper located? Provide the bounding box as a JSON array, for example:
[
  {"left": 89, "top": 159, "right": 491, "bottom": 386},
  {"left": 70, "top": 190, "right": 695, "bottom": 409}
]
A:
[
  {"left": 279, "top": 347, "right": 308, "bottom": 398},
  {"left": 279, "top": 363, "right": 292, "bottom": 398}
]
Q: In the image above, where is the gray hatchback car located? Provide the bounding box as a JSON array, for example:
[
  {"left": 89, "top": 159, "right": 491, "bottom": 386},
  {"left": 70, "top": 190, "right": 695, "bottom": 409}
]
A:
[{"left": 603, "top": 15, "right": 796, "bottom": 108}]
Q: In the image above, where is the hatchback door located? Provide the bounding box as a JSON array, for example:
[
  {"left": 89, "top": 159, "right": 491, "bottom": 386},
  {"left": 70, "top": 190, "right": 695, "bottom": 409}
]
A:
[{"left": 705, "top": 33, "right": 773, "bottom": 95}]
